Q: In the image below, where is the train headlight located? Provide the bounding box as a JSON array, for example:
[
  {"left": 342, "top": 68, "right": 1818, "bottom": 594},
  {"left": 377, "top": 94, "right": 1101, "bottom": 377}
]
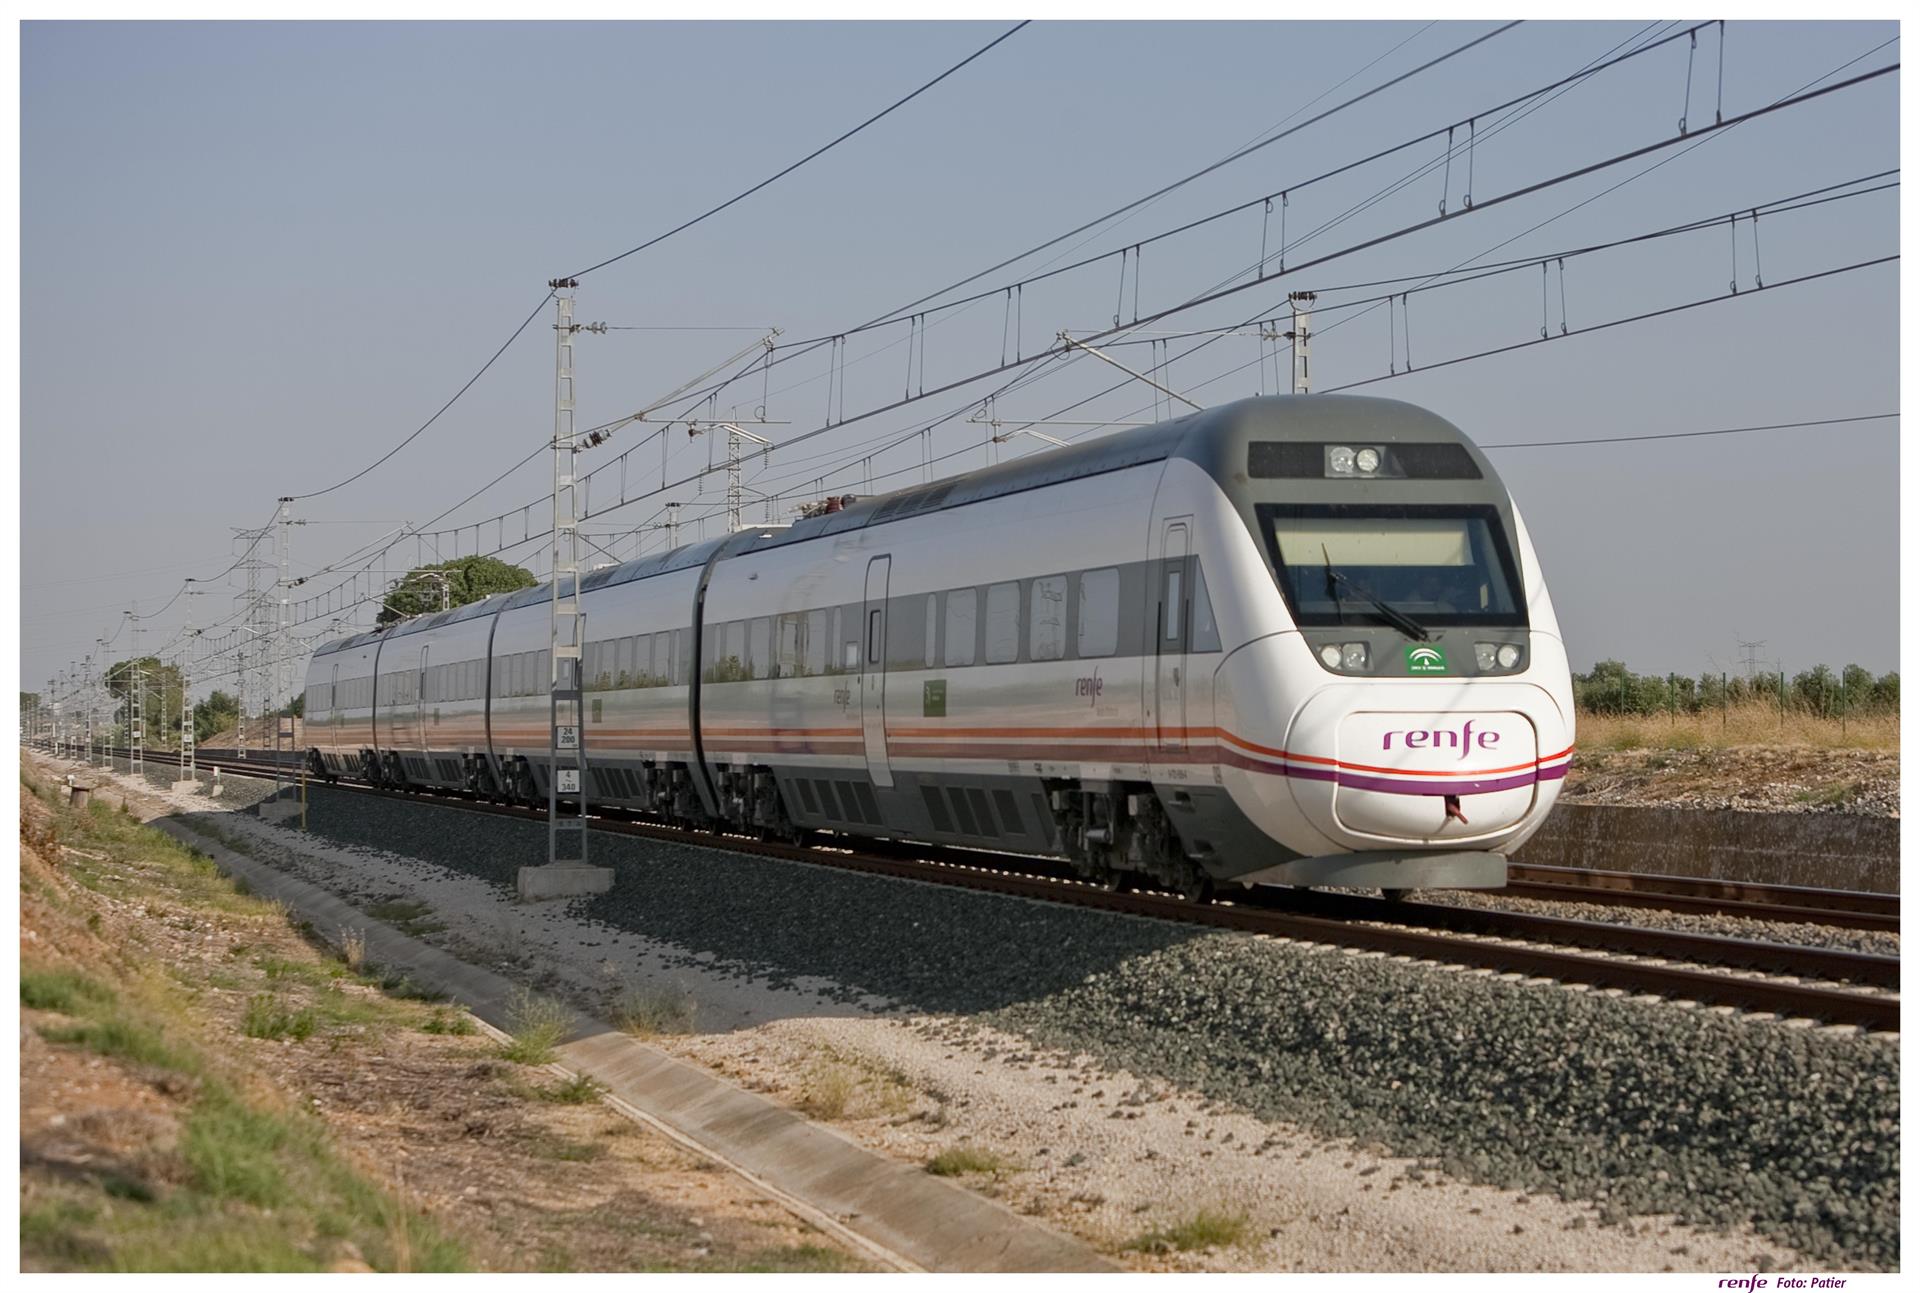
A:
[
  {"left": 1476, "top": 642, "right": 1525, "bottom": 670},
  {"left": 1341, "top": 641, "right": 1369, "bottom": 670},
  {"left": 1354, "top": 447, "right": 1381, "bottom": 475},
  {"left": 1326, "top": 445, "right": 1356, "bottom": 476},
  {"left": 1319, "top": 644, "right": 1343, "bottom": 668}
]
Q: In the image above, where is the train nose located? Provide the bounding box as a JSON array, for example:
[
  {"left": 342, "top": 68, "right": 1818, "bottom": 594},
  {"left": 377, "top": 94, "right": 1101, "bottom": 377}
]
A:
[
  {"left": 1322, "top": 709, "right": 1539, "bottom": 841},
  {"left": 1276, "top": 685, "right": 1568, "bottom": 848}
]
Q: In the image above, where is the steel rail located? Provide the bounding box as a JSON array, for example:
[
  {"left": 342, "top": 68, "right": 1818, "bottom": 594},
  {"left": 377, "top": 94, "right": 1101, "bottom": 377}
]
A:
[
  {"left": 85, "top": 744, "right": 1899, "bottom": 1032},
  {"left": 1505, "top": 862, "right": 1898, "bottom": 930}
]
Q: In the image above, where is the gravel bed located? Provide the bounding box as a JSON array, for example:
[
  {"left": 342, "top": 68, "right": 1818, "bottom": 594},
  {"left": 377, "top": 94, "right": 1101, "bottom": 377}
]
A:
[
  {"left": 246, "top": 784, "right": 1902, "bottom": 1268},
  {"left": 1413, "top": 889, "right": 1901, "bottom": 958}
]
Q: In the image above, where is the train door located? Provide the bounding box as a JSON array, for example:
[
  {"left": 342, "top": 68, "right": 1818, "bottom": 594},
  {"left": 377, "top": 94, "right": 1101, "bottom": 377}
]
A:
[
  {"left": 1155, "top": 520, "right": 1191, "bottom": 754},
  {"left": 417, "top": 645, "right": 430, "bottom": 761},
  {"left": 862, "top": 555, "right": 893, "bottom": 789}
]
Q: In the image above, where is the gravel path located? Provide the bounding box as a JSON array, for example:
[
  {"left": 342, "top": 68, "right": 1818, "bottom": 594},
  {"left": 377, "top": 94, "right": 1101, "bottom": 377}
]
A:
[{"left": 77, "top": 763, "right": 1898, "bottom": 1269}]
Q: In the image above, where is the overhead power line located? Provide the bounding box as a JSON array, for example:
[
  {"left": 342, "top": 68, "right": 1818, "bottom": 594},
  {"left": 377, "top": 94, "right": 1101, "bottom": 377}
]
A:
[
  {"left": 862, "top": 21, "right": 1524, "bottom": 328},
  {"left": 561, "top": 21, "right": 1031, "bottom": 281},
  {"left": 290, "top": 290, "right": 555, "bottom": 502},
  {"left": 1482, "top": 412, "right": 1897, "bottom": 449}
]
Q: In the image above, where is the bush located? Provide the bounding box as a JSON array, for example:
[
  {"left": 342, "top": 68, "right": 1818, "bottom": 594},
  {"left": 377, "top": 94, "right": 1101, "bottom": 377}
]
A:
[{"left": 1573, "top": 660, "right": 1897, "bottom": 719}]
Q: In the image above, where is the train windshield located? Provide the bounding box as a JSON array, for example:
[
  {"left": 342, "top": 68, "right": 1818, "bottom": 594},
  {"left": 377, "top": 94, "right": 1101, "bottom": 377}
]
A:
[{"left": 1256, "top": 503, "right": 1527, "bottom": 628}]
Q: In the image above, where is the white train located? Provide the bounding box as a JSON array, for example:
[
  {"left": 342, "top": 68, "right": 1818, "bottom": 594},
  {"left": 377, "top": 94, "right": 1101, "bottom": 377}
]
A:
[{"left": 304, "top": 394, "right": 1574, "bottom": 898}]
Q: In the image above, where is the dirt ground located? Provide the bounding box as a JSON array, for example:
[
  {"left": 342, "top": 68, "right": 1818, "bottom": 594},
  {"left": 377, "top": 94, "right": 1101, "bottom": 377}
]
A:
[
  {"left": 1560, "top": 746, "right": 1899, "bottom": 817},
  {"left": 18, "top": 758, "right": 865, "bottom": 1273}
]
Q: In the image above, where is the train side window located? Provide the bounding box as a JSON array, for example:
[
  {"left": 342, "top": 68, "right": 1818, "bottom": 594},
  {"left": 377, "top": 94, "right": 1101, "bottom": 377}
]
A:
[
  {"left": 652, "top": 632, "right": 671, "bottom": 684},
  {"left": 985, "top": 581, "right": 1020, "bottom": 664},
  {"left": 842, "top": 610, "right": 860, "bottom": 671},
  {"left": 804, "top": 609, "right": 828, "bottom": 675},
  {"left": 1030, "top": 576, "right": 1067, "bottom": 661},
  {"left": 1191, "top": 566, "right": 1222, "bottom": 652},
  {"left": 1078, "top": 567, "right": 1120, "bottom": 658},
  {"left": 944, "top": 589, "right": 977, "bottom": 667},
  {"left": 924, "top": 596, "right": 938, "bottom": 668},
  {"left": 866, "top": 609, "right": 883, "bottom": 665},
  {"left": 775, "top": 615, "right": 801, "bottom": 679},
  {"left": 750, "top": 617, "right": 771, "bottom": 678},
  {"left": 614, "top": 637, "right": 633, "bottom": 686},
  {"left": 723, "top": 621, "right": 747, "bottom": 680},
  {"left": 1165, "top": 569, "right": 1184, "bottom": 642}
]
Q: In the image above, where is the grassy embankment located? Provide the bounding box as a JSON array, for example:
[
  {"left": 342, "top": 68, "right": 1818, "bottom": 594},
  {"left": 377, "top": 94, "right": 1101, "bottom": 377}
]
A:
[
  {"left": 19, "top": 764, "right": 860, "bottom": 1273},
  {"left": 19, "top": 770, "right": 467, "bottom": 1271}
]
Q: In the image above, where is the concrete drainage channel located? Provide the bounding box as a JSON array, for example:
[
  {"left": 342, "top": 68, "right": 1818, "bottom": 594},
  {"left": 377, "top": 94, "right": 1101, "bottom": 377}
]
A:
[{"left": 141, "top": 814, "right": 1112, "bottom": 1274}]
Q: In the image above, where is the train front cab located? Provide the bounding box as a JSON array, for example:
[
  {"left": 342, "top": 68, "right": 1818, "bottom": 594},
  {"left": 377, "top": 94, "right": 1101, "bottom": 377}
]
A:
[{"left": 1171, "top": 396, "right": 1573, "bottom": 892}]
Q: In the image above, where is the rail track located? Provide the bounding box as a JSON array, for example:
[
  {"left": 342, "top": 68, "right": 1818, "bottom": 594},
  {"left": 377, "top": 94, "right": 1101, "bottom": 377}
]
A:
[{"left": 64, "top": 744, "right": 1900, "bottom": 1031}]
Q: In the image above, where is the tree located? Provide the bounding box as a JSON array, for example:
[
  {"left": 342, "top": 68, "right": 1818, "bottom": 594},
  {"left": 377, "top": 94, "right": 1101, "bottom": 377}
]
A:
[
  {"left": 104, "top": 657, "right": 187, "bottom": 749},
  {"left": 376, "top": 555, "right": 537, "bottom": 626},
  {"left": 194, "top": 690, "right": 240, "bottom": 743}
]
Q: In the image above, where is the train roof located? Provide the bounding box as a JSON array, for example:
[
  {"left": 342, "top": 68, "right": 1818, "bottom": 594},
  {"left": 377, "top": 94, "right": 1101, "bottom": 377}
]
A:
[{"left": 306, "top": 395, "right": 1484, "bottom": 657}]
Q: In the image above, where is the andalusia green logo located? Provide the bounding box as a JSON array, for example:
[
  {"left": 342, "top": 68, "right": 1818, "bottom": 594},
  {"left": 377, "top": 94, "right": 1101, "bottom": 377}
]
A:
[{"left": 1406, "top": 643, "right": 1448, "bottom": 674}]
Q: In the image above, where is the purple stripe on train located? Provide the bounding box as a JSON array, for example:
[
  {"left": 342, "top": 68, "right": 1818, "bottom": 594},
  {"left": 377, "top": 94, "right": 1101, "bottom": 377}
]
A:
[{"left": 1284, "top": 762, "right": 1569, "bottom": 797}]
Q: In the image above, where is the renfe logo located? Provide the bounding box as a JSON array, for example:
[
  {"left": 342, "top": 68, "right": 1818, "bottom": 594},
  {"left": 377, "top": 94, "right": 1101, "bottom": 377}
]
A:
[
  {"left": 1074, "top": 670, "right": 1104, "bottom": 706},
  {"left": 1382, "top": 720, "right": 1501, "bottom": 759}
]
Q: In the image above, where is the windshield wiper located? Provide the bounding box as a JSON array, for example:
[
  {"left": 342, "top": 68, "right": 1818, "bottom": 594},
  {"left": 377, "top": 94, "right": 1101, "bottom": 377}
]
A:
[{"left": 1321, "top": 546, "right": 1431, "bottom": 642}]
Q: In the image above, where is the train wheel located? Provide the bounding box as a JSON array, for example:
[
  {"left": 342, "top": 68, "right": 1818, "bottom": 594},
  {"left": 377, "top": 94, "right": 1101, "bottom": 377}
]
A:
[{"left": 1179, "top": 872, "right": 1215, "bottom": 905}]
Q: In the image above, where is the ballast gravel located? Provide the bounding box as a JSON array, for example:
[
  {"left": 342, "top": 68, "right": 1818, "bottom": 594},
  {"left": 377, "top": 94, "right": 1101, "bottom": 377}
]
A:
[
  {"left": 79, "top": 764, "right": 1898, "bottom": 1269},
  {"left": 1414, "top": 888, "right": 1900, "bottom": 958}
]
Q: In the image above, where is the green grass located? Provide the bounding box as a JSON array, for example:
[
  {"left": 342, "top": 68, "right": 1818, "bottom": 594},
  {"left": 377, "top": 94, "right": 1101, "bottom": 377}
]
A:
[
  {"left": 925, "top": 1145, "right": 1020, "bottom": 1177},
  {"left": 37, "top": 1016, "right": 189, "bottom": 1072},
  {"left": 532, "top": 1072, "right": 602, "bottom": 1105},
  {"left": 22, "top": 968, "right": 116, "bottom": 1014},
  {"left": 421, "top": 1008, "right": 478, "bottom": 1036},
  {"left": 1791, "top": 779, "right": 1863, "bottom": 808},
  {"left": 242, "top": 995, "right": 317, "bottom": 1042},
  {"left": 499, "top": 987, "right": 571, "bottom": 1065},
  {"left": 1125, "top": 1208, "right": 1252, "bottom": 1253},
  {"left": 368, "top": 968, "right": 446, "bottom": 1002},
  {"left": 20, "top": 767, "right": 470, "bottom": 1273}
]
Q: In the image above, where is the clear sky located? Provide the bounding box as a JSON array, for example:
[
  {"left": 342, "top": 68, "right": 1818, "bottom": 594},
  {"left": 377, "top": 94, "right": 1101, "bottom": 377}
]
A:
[{"left": 19, "top": 19, "right": 1901, "bottom": 702}]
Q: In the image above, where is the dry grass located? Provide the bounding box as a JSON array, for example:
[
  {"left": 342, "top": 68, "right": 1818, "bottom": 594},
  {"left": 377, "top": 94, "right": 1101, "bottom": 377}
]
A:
[
  {"left": 1575, "top": 703, "right": 1897, "bottom": 753},
  {"left": 499, "top": 988, "right": 572, "bottom": 1065},
  {"left": 609, "top": 984, "right": 696, "bottom": 1039},
  {"left": 925, "top": 1145, "right": 1020, "bottom": 1177},
  {"left": 1126, "top": 1207, "right": 1252, "bottom": 1253},
  {"left": 338, "top": 928, "right": 368, "bottom": 973},
  {"left": 794, "top": 1051, "right": 916, "bottom": 1121}
]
